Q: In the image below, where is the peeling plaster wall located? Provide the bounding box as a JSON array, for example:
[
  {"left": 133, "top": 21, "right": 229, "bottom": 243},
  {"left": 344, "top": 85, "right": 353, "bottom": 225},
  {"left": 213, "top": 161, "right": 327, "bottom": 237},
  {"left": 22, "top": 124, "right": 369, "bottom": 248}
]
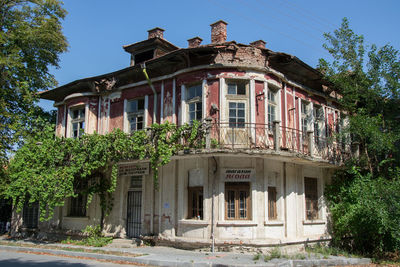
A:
[
  {"left": 109, "top": 92, "right": 123, "bottom": 132},
  {"left": 56, "top": 105, "right": 65, "bottom": 137},
  {"left": 41, "top": 65, "right": 340, "bottom": 243}
]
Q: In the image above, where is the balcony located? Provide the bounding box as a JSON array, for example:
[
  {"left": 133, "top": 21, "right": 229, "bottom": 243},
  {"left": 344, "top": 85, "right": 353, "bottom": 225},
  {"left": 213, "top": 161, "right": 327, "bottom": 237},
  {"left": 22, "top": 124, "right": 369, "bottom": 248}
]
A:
[{"left": 199, "top": 120, "right": 353, "bottom": 165}]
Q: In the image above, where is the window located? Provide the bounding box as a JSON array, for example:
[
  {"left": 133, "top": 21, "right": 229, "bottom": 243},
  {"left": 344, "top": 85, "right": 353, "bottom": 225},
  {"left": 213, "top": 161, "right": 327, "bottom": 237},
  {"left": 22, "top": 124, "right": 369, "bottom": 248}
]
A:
[
  {"left": 304, "top": 177, "right": 319, "bottom": 220},
  {"left": 225, "top": 182, "right": 251, "bottom": 220},
  {"left": 130, "top": 175, "right": 143, "bottom": 189},
  {"left": 188, "top": 187, "right": 203, "bottom": 219},
  {"left": 23, "top": 201, "right": 39, "bottom": 229},
  {"left": 134, "top": 50, "right": 154, "bottom": 65},
  {"left": 301, "top": 101, "right": 309, "bottom": 135},
  {"left": 70, "top": 107, "right": 85, "bottom": 138},
  {"left": 268, "top": 187, "right": 277, "bottom": 220},
  {"left": 313, "top": 105, "right": 324, "bottom": 139},
  {"left": 69, "top": 194, "right": 87, "bottom": 217},
  {"left": 267, "top": 90, "right": 278, "bottom": 129},
  {"left": 229, "top": 102, "right": 245, "bottom": 128},
  {"left": 186, "top": 84, "right": 202, "bottom": 123},
  {"left": 127, "top": 99, "right": 145, "bottom": 132},
  {"left": 227, "top": 82, "right": 246, "bottom": 95}
]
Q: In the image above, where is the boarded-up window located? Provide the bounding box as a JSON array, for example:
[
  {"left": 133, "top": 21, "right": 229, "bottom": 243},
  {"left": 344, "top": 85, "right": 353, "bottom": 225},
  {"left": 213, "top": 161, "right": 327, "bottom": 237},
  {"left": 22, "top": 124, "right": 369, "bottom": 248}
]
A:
[
  {"left": 305, "top": 177, "right": 318, "bottom": 220},
  {"left": 225, "top": 182, "right": 251, "bottom": 220},
  {"left": 188, "top": 187, "right": 203, "bottom": 219},
  {"left": 268, "top": 187, "right": 277, "bottom": 220}
]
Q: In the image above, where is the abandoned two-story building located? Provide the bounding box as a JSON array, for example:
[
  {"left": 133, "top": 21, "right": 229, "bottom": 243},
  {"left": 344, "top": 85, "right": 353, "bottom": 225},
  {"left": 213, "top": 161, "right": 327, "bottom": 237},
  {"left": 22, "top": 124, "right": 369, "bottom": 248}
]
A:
[{"left": 33, "top": 20, "right": 350, "bottom": 248}]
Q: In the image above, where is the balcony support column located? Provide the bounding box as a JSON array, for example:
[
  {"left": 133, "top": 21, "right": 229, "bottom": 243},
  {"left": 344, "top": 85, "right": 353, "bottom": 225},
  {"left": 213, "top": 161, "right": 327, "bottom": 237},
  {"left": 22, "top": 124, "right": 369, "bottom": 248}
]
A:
[
  {"left": 307, "top": 130, "right": 314, "bottom": 157},
  {"left": 204, "top": 117, "right": 213, "bottom": 149},
  {"left": 273, "top": 120, "right": 281, "bottom": 152}
]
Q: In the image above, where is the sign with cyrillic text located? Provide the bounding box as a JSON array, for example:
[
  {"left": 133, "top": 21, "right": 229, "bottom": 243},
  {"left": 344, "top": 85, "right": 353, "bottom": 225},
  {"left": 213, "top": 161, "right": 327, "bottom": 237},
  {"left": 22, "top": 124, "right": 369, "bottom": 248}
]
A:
[
  {"left": 118, "top": 163, "right": 149, "bottom": 176},
  {"left": 222, "top": 168, "right": 255, "bottom": 181}
]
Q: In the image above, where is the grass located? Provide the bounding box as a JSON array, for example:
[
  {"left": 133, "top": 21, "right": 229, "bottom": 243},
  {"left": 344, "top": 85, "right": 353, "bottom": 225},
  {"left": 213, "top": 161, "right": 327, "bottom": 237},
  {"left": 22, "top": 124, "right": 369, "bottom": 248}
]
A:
[
  {"left": 61, "top": 236, "right": 113, "bottom": 247},
  {"left": 264, "top": 247, "right": 288, "bottom": 261},
  {"left": 305, "top": 243, "right": 352, "bottom": 258},
  {"left": 252, "top": 253, "right": 261, "bottom": 261}
]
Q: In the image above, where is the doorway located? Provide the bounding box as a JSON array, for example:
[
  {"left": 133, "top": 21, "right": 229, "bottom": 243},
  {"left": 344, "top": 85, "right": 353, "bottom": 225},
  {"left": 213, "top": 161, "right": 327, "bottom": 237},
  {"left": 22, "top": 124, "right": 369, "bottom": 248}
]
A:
[{"left": 126, "top": 175, "right": 142, "bottom": 238}]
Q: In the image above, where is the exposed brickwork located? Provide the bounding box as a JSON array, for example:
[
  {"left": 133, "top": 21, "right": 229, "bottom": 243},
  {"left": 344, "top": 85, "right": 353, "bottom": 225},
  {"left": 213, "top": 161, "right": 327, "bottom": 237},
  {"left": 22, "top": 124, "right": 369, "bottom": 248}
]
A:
[
  {"left": 250, "top": 40, "right": 266, "bottom": 49},
  {"left": 214, "top": 45, "right": 267, "bottom": 68},
  {"left": 187, "top": 37, "right": 203, "bottom": 48},
  {"left": 148, "top": 27, "right": 164, "bottom": 39},
  {"left": 210, "top": 20, "right": 228, "bottom": 43}
]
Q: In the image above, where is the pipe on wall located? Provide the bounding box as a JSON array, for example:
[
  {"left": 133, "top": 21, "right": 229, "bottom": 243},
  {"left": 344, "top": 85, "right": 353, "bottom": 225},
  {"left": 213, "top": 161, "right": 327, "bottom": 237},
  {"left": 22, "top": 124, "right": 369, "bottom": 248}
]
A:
[{"left": 141, "top": 63, "right": 157, "bottom": 123}]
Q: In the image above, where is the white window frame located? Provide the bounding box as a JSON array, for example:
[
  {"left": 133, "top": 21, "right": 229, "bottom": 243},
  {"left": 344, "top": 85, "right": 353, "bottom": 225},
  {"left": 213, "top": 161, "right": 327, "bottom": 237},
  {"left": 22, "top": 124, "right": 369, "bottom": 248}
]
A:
[
  {"left": 181, "top": 83, "right": 205, "bottom": 124},
  {"left": 125, "top": 98, "right": 145, "bottom": 133},
  {"left": 267, "top": 89, "right": 278, "bottom": 130},
  {"left": 68, "top": 104, "right": 88, "bottom": 138},
  {"left": 186, "top": 83, "right": 203, "bottom": 124},
  {"left": 313, "top": 104, "right": 324, "bottom": 139},
  {"left": 225, "top": 79, "right": 249, "bottom": 126},
  {"left": 228, "top": 101, "right": 246, "bottom": 128}
]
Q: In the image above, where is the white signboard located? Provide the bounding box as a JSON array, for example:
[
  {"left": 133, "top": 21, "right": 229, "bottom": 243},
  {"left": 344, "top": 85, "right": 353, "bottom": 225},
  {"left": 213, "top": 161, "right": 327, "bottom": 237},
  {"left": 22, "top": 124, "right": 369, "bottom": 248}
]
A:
[
  {"left": 118, "top": 163, "right": 149, "bottom": 176},
  {"left": 222, "top": 168, "right": 255, "bottom": 182}
]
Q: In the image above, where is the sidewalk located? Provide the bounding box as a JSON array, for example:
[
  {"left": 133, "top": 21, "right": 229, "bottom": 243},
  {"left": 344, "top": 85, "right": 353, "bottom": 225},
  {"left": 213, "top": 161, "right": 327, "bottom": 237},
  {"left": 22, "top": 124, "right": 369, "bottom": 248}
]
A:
[{"left": 0, "top": 236, "right": 371, "bottom": 267}]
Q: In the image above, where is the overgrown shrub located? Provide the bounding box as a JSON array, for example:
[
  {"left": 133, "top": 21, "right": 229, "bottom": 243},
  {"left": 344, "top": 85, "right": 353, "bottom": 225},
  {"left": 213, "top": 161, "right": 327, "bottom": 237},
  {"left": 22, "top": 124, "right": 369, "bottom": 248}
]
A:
[
  {"left": 62, "top": 225, "right": 113, "bottom": 247},
  {"left": 325, "top": 166, "right": 400, "bottom": 256}
]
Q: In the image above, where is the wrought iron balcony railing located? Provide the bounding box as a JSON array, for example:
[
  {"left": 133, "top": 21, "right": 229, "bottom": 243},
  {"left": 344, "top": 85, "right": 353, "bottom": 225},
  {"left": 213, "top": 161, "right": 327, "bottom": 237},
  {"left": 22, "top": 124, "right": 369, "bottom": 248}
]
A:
[{"left": 203, "top": 120, "right": 353, "bottom": 164}]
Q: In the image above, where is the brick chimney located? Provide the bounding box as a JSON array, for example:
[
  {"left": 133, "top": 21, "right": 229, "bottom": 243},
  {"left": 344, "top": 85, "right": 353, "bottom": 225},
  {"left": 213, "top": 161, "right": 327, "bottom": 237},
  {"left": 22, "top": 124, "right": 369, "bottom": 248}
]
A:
[
  {"left": 250, "top": 40, "right": 266, "bottom": 49},
  {"left": 210, "top": 20, "right": 228, "bottom": 44},
  {"left": 187, "top": 37, "right": 203, "bottom": 48},
  {"left": 148, "top": 27, "right": 165, "bottom": 39}
]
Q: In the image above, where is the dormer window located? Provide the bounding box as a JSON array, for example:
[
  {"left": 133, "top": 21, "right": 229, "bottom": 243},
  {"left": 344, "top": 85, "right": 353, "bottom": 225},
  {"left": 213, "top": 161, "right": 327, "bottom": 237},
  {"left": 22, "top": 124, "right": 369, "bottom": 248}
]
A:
[
  {"left": 71, "top": 107, "right": 85, "bottom": 138},
  {"left": 134, "top": 50, "right": 154, "bottom": 65}
]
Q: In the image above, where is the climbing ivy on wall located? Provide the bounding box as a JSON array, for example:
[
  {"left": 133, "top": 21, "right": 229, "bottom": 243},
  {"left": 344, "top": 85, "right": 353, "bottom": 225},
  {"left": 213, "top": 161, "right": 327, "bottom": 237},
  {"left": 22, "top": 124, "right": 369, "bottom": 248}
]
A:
[{"left": 5, "top": 120, "right": 205, "bottom": 223}]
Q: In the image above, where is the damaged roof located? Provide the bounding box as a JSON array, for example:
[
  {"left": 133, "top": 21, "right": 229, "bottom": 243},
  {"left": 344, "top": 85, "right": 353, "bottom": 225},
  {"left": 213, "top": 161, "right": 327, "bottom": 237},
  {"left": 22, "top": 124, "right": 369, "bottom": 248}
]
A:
[{"left": 40, "top": 41, "right": 335, "bottom": 103}]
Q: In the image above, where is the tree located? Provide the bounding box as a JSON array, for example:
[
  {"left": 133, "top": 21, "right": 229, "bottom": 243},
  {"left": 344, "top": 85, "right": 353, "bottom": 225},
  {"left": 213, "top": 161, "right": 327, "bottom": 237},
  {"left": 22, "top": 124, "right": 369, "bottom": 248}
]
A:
[
  {"left": 319, "top": 18, "right": 400, "bottom": 256},
  {"left": 6, "top": 121, "right": 205, "bottom": 229},
  {"left": 0, "top": 0, "right": 68, "bottom": 167}
]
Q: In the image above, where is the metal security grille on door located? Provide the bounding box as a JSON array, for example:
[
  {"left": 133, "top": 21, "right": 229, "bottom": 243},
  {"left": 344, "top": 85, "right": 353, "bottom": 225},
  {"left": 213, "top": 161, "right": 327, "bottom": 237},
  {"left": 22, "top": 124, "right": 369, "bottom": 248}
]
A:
[
  {"left": 127, "top": 191, "right": 142, "bottom": 237},
  {"left": 22, "top": 202, "right": 39, "bottom": 229}
]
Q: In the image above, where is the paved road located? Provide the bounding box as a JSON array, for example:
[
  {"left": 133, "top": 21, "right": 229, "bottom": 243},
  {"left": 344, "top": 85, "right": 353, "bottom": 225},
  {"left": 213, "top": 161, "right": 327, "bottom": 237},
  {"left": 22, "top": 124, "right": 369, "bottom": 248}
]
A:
[{"left": 0, "top": 250, "right": 140, "bottom": 267}]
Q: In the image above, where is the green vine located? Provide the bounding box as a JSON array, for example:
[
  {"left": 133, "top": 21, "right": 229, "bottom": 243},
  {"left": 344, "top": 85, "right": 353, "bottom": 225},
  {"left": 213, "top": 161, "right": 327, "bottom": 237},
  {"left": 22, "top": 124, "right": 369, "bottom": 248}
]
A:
[{"left": 5, "top": 120, "right": 206, "bottom": 223}]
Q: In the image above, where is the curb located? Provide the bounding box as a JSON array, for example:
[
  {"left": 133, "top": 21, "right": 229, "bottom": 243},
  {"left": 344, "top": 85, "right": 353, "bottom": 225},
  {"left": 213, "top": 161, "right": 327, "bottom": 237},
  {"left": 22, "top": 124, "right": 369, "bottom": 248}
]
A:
[{"left": 0, "top": 244, "right": 371, "bottom": 267}]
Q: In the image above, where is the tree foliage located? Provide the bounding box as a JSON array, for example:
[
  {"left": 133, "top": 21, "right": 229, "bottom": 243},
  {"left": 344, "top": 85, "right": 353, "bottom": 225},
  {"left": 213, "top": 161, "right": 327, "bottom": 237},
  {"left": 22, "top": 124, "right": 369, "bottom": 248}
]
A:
[
  {"left": 320, "top": 18, "right": 400, "bottom": 256},
  {"left": 0, "top": 0, "right": 67, "bottom": 166},
  {"left": 5, "top": 120, "right": 205, "bottom": 226}
]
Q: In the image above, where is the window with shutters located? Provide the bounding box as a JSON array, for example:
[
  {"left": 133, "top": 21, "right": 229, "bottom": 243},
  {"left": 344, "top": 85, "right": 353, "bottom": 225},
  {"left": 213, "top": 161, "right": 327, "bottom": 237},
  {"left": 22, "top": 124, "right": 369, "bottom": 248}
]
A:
[
  {"left": 225, "top": 182, "right": 251, "bottom": 220},
  {"left": 304, "top": 177, "right": 319, "bottom": 220}
]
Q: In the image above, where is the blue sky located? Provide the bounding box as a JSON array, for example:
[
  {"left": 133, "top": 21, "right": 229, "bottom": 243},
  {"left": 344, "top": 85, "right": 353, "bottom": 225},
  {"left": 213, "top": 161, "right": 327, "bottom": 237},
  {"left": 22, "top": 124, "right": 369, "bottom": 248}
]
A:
[{"left": 41, "top": 0, "right": 400, "bottom": 110}]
